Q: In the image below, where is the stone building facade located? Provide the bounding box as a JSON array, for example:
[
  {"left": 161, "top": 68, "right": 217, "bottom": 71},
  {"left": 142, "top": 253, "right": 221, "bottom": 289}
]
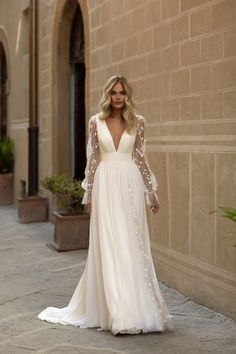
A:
[{"left": 0, "top": 0, "right": 235, "bottom": 319}]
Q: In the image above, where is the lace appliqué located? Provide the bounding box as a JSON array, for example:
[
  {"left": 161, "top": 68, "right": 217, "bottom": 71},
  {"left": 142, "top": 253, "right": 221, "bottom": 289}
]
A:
[
  {"left": 133, "top": 115, "right": 160, "bottom": 207},
  {"left": 81, "top": 115, "right": 100, "bottom": 204},
  {"left": 127, "top": 182, "right": 174, "bottom": 332}
]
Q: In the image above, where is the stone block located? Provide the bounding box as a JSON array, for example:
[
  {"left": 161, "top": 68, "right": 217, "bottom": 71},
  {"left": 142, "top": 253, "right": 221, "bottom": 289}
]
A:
[
  {"left": 181, "top": 0, "right": 211, "bottom": 11},
  {"left": 162, "top": 45, "right": 180, "bottom": 70},
  {"left": 147, "top": 51, "right": 161, "bottom": 74},
  {"left": 98, "top": 46, "right": 111, "bottom": 66},
  {"left": 153, "top": 23, "right": 170, "bottom": 49},
  {"left": 146, "top": 0, "right": 161, "bottom": 26},
  {"left": 161, "top": 98, "right": 180, "bottom": 121},
  {"left": 224, "top": 90, "right": 236, "bottom": 118},
  {"left": 125, "top": 34, "right": 139, "bottom": 58},
  {"left": 162, "top": 0, "right": 179, "bottom": 19},
  {"left": 100, "top": 1, "right": 112, "bottom": 22},
  {"left": 180, "top": 95, "right": 201, "bottom": 121},
  {"left": 139, "top": 29, "right": 153, "bottom": 54},
  {"left": 90, "top": 7, "right": 100, "bottom": 29},
  {"left": 155, "top": 72, "right": 171, "bottom": 97},
  {"left": 118, "top": 61, "right": 132, "bottom": 78},
  {"left": 212, "top": 0, "right": 235, "bottom": 31},
  {"left": 130, "top": 56, "right": 147, "bottom": 78},
  {"left": 171, "top": 15, "right": 189, "bottom": 43},
  {"left": 224, "top": 28, "right": 236, "bottom": 57},
  {"left": 202, "top": 92, "right": 223, "bottom": 119},
  {"left": 212, "top": 59, "right": 236, "bottom": 89},
  {"left": 169, "top": 152, "right": 190, "bottom": 254},
  {"left": 110, "top": 17, "right": 129, "bottom": 43},
  {"left": 110, "top": 0, "right": 123, "bottom": 17},
  {"left": 149, "top": 151, "right": 169, "bottom": 247},
  {"left": 181, "top": 39, "right": 200, "bottom": 66},
  {"left": 144, "top": 75, "right": 156, "bottom": 100},
  {"left": 201, "top": 33, "right": 223, "bottom": 62},
  {"left": 91, "top": 51, "right": 100, "bottom": 69},
  {"left": 191, "top": 64, "right": 212, "bottom": 92},
  {"left": 145, "top": 100, "right": 161, "bottom": 123},
  {"left": 191, "top": 153, "right": 215, "bottom": 263},
  {"left": 132, "top": 78, "right": 154, "bottom": 101},
  {"left": 131, "top": 6, "right": 146, "bottom": 33},
  {"left": 95, "top": 25, "right": 109, "bottom": 48},
  {"left": 190, "top": 6, "right": 211, "bottom": 37},
  {"left": 171, "top": 69, "right": 190, "bottom": 95},
  {"left": 111, "top": 41, "right": 124, "bottom": 62},
  {"left": 95, "top": 68, "right": 107, "bottom": 88}
]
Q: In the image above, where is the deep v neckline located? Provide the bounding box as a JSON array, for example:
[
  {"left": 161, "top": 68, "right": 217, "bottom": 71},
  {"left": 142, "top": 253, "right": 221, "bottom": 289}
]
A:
[{"left": 104, "top": 119, "right": 126, "bottom": 152}]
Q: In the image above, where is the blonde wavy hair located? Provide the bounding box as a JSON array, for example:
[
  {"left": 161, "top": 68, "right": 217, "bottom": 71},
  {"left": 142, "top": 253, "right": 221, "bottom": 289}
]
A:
[{"left": 98, "top": 75, "right": 137, "bottom": 134}]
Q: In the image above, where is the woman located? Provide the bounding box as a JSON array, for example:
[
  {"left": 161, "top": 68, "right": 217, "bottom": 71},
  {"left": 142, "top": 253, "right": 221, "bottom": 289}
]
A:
[{"left": 38, "top": 75, "right": 174, "bottom": 335}]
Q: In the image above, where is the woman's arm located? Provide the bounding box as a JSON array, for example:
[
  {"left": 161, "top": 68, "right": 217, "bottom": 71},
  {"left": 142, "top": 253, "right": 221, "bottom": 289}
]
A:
[
  {"left": 133, "top": 115, "right": 160, "bottom": 207},
  {"left": 81, "top": 115, "right": 100, "bottom": 205}
]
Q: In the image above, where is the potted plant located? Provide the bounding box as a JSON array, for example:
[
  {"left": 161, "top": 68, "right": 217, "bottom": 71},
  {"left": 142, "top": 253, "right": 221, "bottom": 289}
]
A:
[
  {"left": 0, "top": 137, "right": 14, "bottom": 204},
  {"left": 209, "top": 207, "right": 236, "bottom": 247},
  {"left": 40, "top": 175, "right": 90, "bottom": 251}
]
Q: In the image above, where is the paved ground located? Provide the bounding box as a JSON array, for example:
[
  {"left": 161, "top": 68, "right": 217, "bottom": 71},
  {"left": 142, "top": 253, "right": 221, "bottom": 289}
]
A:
[{"left": 0, "top": 205, "right": 235, "bottom": 354}]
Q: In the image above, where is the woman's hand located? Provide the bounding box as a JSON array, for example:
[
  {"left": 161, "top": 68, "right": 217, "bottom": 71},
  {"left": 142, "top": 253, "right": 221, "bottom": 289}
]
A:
[
  {"left": 85, "top": 203, "right": 92, "bottom": 215},
  {"left": 150, "top": 203, "right": 160, "bottom": 214}
]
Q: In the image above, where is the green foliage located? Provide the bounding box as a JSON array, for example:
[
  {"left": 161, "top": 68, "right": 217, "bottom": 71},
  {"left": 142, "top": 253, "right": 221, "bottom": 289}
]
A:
[
  {"left": 40, "top": 175, "right": 84, "bottom": 216},
  {"left": 0, "top": 137, "right": 14, "bottom": 174},
  {"left": 209, "top": 206, "right": 236, "bottom": 246}
]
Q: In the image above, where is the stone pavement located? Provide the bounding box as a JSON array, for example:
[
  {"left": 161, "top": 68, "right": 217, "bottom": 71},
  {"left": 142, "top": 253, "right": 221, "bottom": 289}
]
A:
[{"left": 0, "top": 205, "right": 235, "bottom": 354}]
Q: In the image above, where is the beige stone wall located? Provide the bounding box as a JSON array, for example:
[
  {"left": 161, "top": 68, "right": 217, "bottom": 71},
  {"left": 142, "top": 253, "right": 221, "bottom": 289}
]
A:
[
  {"left": 88, "top": 0, "right": 236, "bottom": 319},
  {"left": 38, "top": 0, "right": 90, "bottom": 181},
  {"left": 0, "top": 0, "right": 29, "bottom": 197}
]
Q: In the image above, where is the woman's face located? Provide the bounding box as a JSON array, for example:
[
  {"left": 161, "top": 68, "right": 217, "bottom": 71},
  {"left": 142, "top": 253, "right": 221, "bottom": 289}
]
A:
[{"left": 110, "top": 82, "right": 126, "bottom": 110}]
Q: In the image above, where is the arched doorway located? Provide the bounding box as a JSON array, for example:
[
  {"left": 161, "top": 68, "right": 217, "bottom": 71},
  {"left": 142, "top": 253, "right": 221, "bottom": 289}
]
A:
[
  {"left": 0, "top": 43, "right": 7, "bottom": 138},
  {"left": 52, "top": 0, "right": 87, "bottom": 180},
  {"left": 69, "top": 5, "right": 86, "bottom": 180}
]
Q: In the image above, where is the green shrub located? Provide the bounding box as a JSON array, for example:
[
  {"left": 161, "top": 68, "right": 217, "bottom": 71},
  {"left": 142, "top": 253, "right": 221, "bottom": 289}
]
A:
[
  {"left": 0, "top": 137, "right": 14, "bottom": 174},
  {"left": 209, "top": 207, "right": 236, "bottom": 246},
  {"left": 40, "top": 175, "right": 84, "bottom": 216}
]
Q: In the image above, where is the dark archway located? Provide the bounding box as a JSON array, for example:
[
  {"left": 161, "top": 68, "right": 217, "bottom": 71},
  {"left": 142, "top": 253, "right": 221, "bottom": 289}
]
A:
[
  {"left": 51, "top": 0, "right": 87, "bottom": 181},
  {"left": 69, "top": 5, "right": 86, "bottom": 181},
  {"left": 0, "top": 43, "right": 7, "bottom": 138}
]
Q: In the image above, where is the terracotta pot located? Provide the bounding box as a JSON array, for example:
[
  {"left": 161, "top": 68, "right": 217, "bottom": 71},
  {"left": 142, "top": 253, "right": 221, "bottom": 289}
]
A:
[
  {"left": 17, "top": 195, "right": 48, "bottom": 223},
  {"left": 0, "top": 173, "right": 13, "bottom": 205},
  {"left": 52, "top": 210, "right": 90, "bottom": 251}
]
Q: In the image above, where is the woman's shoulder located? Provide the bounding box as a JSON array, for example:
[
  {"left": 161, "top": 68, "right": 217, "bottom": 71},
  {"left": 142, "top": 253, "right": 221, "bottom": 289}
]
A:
[
  {"left": 89, "top": 113, "right": 101, "bottom": 127},
  {"left": 135, "top": 114, "right": 145, "bottom": 127},
  {"left": 89, "top": 112, "right": 103, "bottom": 123}
]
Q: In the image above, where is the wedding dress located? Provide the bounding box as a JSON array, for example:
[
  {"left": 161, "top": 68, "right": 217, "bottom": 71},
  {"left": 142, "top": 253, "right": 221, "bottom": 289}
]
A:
[{"left": 38, "top": 113, "right": 174, "bottom": 335}]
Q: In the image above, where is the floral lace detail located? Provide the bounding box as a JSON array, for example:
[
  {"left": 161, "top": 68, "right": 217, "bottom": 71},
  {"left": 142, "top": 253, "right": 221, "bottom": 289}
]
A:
[
  {"left": 133, "top": 115, "right": 160, "bottom": 207},
  {"left": 128, "top": 182, "right": 174, "bottom": 332},
  {"left": 81, "top": 115, "right": 100, "bottom": 204}
]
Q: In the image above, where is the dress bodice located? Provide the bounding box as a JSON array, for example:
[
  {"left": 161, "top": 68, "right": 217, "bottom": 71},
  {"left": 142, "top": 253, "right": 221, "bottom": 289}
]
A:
[
  {"left": 96, "top": 114, "right": 136, "bottom": 158},
  {"left": 81, "top": 113, "right": 160, "bottom": 207}
]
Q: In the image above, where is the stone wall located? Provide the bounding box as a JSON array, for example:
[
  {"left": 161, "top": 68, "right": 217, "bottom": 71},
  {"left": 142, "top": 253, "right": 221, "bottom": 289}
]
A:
[{"left": 0, "top": 0, "right": 29, "bottom": 196}]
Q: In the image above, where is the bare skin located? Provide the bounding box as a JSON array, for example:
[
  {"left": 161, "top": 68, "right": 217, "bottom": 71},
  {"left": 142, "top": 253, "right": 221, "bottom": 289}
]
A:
[{"left": 86, "top": 82, "right": 160, "bottom": 215}]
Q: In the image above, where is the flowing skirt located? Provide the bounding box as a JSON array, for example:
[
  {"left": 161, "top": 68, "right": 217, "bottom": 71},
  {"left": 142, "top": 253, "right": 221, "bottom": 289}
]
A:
[{"left": 38, "top": 158, "right": 174, "bottom": 335}]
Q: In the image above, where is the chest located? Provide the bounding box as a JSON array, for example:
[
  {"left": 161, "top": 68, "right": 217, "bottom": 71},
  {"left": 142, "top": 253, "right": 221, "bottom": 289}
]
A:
[{"left": 97, "top": 116, "right": 136, "bottom": 153}]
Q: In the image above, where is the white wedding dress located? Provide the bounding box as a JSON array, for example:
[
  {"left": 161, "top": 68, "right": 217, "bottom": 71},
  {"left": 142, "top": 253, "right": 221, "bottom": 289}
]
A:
[{"left": 38, "top": 113, "right": 174, "bottom": 335}]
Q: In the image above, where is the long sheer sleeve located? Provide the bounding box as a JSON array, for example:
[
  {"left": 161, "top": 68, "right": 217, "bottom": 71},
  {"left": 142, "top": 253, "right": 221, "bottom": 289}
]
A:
[
  {"left": 133, "top": 115, "right": 160, "bottom": 207},
  {"left": 81, "top": 115, "right": 100, "bottom": 205}
]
